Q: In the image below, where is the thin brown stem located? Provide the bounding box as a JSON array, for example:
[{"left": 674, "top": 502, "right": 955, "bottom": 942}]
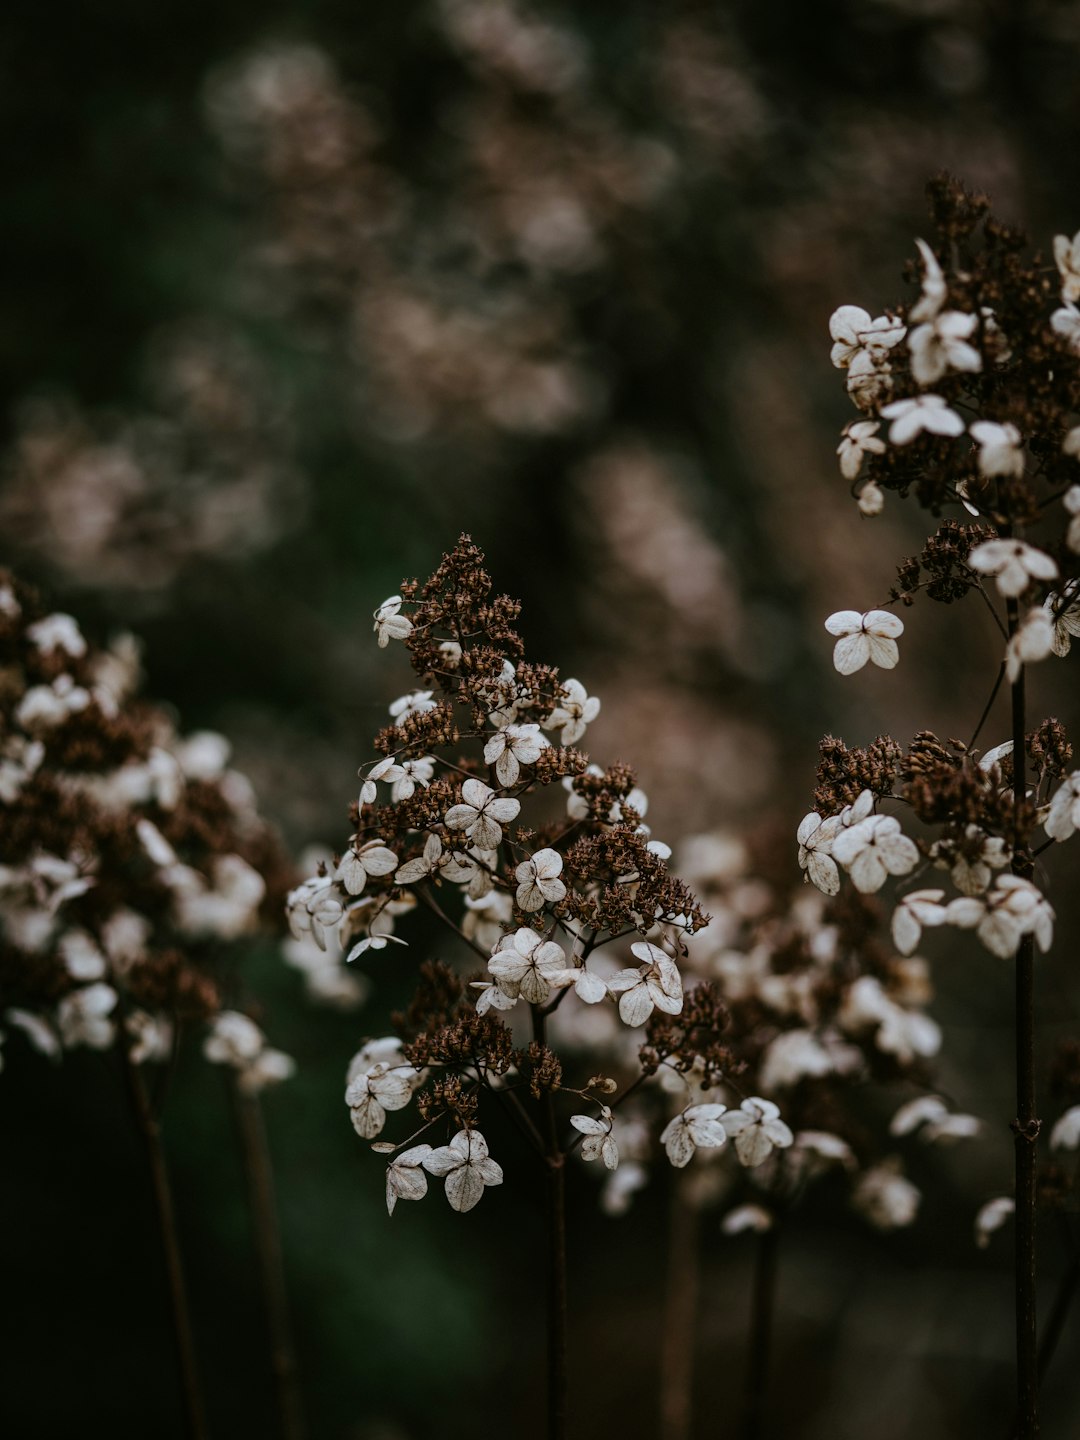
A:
[
  {"left": 1008, "top": 594, "right": 1039, "bottom": 1439},
  {"left": 660, "top": 1173, "right": 700, "bottom": 1440},
  {"left": 533, "top": 1005, "right": 568, "bottom": 1440},
  {"left": 232, "top": 1081, "right": 307, "bottom": 1440},
  {"left": 741, "top": 1223, "right": 779, "bottom": 1440},
  {"left": 122, "top": 1044, "right": 209, "bottom": 1440}
]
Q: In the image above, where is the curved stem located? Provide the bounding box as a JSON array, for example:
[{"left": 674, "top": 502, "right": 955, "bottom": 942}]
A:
[
  {"left": 532, "top": 1005, "right": 568, "bottom": 1440},
  {"left": 1007, "top": 594, "right": 1039, "bottom": 1439},
  {"left": 232, "top": 1081, "right": 307, "bottom": 1440},
  {"left": 122, "top": 1044, "right": 209, "bottom": 1440}
]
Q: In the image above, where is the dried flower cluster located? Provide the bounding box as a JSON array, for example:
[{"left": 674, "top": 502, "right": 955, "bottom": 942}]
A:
[
  {"left": 287, "top": 536, "right": 803, "bottom": 1214},
  {"left": 0, "top": 569, "right": 293, "bottom": 1089}
]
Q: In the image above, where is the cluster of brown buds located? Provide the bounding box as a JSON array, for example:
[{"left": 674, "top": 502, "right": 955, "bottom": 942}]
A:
[{"left": 287, "top": 536, "right": 801, "bottom": 1212}]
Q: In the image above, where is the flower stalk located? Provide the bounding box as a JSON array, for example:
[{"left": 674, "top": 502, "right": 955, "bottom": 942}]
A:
[
  {"left": 122, "top": 1042, "right": 209, "bottom": 1440},
  {"left": 741, "top": 1223, "right": 779, "bottom": 1440}
]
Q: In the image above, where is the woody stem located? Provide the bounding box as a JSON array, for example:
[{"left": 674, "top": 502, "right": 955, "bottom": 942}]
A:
[
  {"left": 533, "top": 1005, "right": 568, "bottom": 1440},
  {"left": 1007, "top": 594, "right": 1039, "bottom": 1439},
  {"left": 741, "top": 1222, "right": 779, "bottom": 1440},
  {"left": 660, "top": 1172, "right": 700, "bottom": 1440}
]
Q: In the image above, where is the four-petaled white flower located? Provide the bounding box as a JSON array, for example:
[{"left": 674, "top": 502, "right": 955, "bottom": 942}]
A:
[
  {"left": 829, "top": 306, "right": 907, "bottom": 369},
  {"left": 489, "top": 929, "right": 567, "bottom": 1004},
  {"left": 607, "top": 941, "right": 683, "bottom": 1027},
  {"left": 969, "top": 420, "right": 1024, "bottom": 479},
  {"left": 911, "top": 238, "right": 947, "bottom": 322},
  {"left": 389, "top": 690, "right": 437, "bottom": 723},
  {"left": 908, "top": 310, "right": 982, "bottom": 386},
  {"left": 846, "top": 349, "right": 894, "bottom": 411},
  {"left": 445, "top": 778, "right": 520, "bottom": 850},
  {"left": 968, "top": 539, "right": 1058, "bottom": 598},
  {"left": 1045, "top": 771, "right": 1080, "bottom": 842},
  {"left": 571, "top": 1110, "right": 619, "bottom": 1169},
  {"left": 1051, "top": 302, "right": 1080, "bottom": 355},
  {"left": 385, "top": 1144, "right": 433, "bottom": 1215},
  {"left": 824, "top": 609, "right": 904, "bottom": 675},
  {"left": 880, "top": 394, "right": 965, "bottom": 445},
  {"left": 337, "top": 840, "right": 399, "bottom": 896},
  {"left": 721, "top": 1097, "right": 794, "bottom": 1168},
  {"left": 57, "top": 983, "right": 118, "bottom": 1050},
  {"left": 832, "top": 814, "right": 918, "bottom": 894},
  {"left": 946, "top": 874, "right": 1054, "bottom": 958},
  {"left": 421, "top": 1129, "right": 503, "bottom": 1212},
  {"left": 287, "top": 875, "right": 344, "bottom": 950},
  {"left": 857, "top": 480, "right": 884, "bottom": 516},
  {"left": 660, "top": 1103, "right": 729, "bottom": 1168},
  {"left": 853, "top": 1159, "right": 920, "bottom": 1229},
  {"left": 393, "top": 832, "right": 479, "bottom": 889},
  {"left": 373, "top": 595, "right": 413, "bottom": 648},
  {"left": 1045, "top": 593, "right": 1080, "bottom": 656},
  {"left": 26, "top": 613, "right": 87, "bottom": 658},
  {"left": 483, "top": 722, "right": 549, "bottom": 786},
  {"left": 891, "top": 889, "right": 947, "bottom": 955},
  {"left": 1005, "top": 606, "right": 1055, "bottom": 683},
  {"left": 837, "top": 420, "right": 886, "bottom": 480},
  {"left": 796, "top": 812, "right": 842, "bottom": 895},
  {"left": 346, "top": 1061, "right": 419, "bottom": 1139},
  {"left": 945, "top": 826, "right": 1009, "bottom": 896},
  {"left": 545, "top": 679, "right": 600, "bottom": 746},
  {"left": 514, "top": 848, "right": 567, "bottom": 912},
  {"left": 1054, "top": 229, "right": 1080, "bottom": 303}
]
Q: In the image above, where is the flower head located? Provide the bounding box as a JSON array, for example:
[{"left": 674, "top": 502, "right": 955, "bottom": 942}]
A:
[
  {"left": 824, "top": 609, "right": 904, "bottom": 675},
  {"left": 421, "top": 1129, "right": 503, "bottom": 1212}
]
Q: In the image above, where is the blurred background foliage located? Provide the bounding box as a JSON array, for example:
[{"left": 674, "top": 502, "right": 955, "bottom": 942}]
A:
[{"left": 4, "top": 0, "right": 1080, "bottom": 1436}]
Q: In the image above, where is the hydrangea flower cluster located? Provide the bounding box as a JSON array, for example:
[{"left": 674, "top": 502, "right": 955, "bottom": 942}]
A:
[
  {"left": 285, "top": 537, "right": 800, "bottom": 1216},
  {"left": 0, "top": 568, "right": 294, "bottom": 1089}
]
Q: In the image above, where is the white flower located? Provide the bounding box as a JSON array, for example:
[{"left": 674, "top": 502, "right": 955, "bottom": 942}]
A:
[
  {"left": 606, "top": 941, "right": 683, "bottom": 1026},
  {"left": 722, "top": 1204, "right": 774, "bottom": 1235},
  {"left": 544, "top": 679, "right": 600, "bottom": 746},
  {"left": 969, "top": 420, "right": 1024, "bottom": 479},
  {"left": 1045, "top": 771, "right": 1080, "bottom": 842},
  {"left": 337, "top": 840, "right": 399, "bottom": 897},
  {"left": 1066, "top": 428, "right": 1080, "bottom": 459},
  {"left": 890, "top": 1095, "right": 980, "bottom": 1144},
  {"left": 1054, "top": 229, "right": 1080, "bottom": 303},
  {"left": 547, "top": 963, "right": 608, "bottom": 1005},
  {"left": 837, "top": 420, "right": 886, "bottom": 480},
  {"left": 853, "top": 1159, "right": 920, "bottom": 1229},
  {"left": 891, "top": 889, "right": 948, "bottom": 955},
  {"left": 721, "top": 1097, "right": 794, "bottom": 1168},
  {"left": 824, "top": 609, "right": 904, "bottom": 675},
  {"left": 1051, "top": 302, "right": 1080, "bottom": 355},
  {"left": 373, "top": 595, "right": 412, "bottom": 648},
  {"left": 946, "top": 874, "right": 1054, "bottom": 958},
  {"left": 204, "top": 1010, "right": 265, "bottom": 1067},
  {"left": 4, "top": 1007, "right": 60, "bottom": 1060},
  {"left": 1046, "top": 592, "right": 1080, "bottom": 655},
  {"left": 445, "top": 778, "right": 520, "bottom": 850},
  {"left": 796, "top": 812, "right": 842, "bottom": 895},
  {"left": 839, "top": 976, "right": 940, "bottom": 1062},
  {"left": 1049, "top": 1105, "right": 1080, "bottom": 1151},
  {"left": 832, "top": 815, "right": 918, "bottom": 893},
  {"left": 58, "top": 930, "right": 107, "bottom": 981},
  {"left": 910, "top": 238, "right": 947, "bottom": 322},
  {"left": 829, "top": 306, "right": 907, "bottom": 368},
  {"left": 238, "top": 1047, "right": 296, "bottom": 1095},
  {"left": 421, "top": 1129, "right": 503, "bottom": 1212},
  {"left": 759, "top": 1030, "right": 837, "bottom": 1091},
  {"left": 846, "top": 349, "right": 893, "bottom": 411},
  {"left": 489, "top": 929, "right": 567, "bottom": 1004},
  {"left": 287, "top": 875, "right": 344, "bottom": 950},
  {"left": 470, "top": 979, "right": 520, "bottom": 1016},
  {"left": 1005, "top": 606, "right": 1055, "bottom": 683},
  {"left": 57, "top": 983, "right": 118, "bottom": 1050},
  {"left": 16, "top": 674, "right": 91, "bottom": 731},
  {"left": 514, "top": 848, "right": 567, "bottom": 912},
  {"left": 975, "top": 1197, "right": 1015, "bottom": 1249},
  {"left": 857, "top": 480, "right": 884, "bottom": 516},
  {"left": 908, "top": 310, "right": 982, "bottom": 386},
  {"left": 968, "top": 538, "right": 1058, "bottom": 598},
  {"left": 26, "top": 613, "right": 87, "bottom": 658},
  {"left": 880, "top": 394, "right": 965, "bottom": 445},
  {"left": 438, "top": 640, "right": 463, "bottom": 669},
  {"left": 483, "top": 723, "right": 548, "bottom": 786},
  {"left": 389, "top": 690, "right": 437, "bottom": 724},
  {"left": 126, "top": 1010, "right": 174, "bottom": 1065},
  {"left": 944, "top": 826, "right": 1009, "bottom": 896},
  {"left": 385, "top": 1144, "right": 433, "bottom": 1214},
  {"left": 393, "top": 832, "right": 477, "bottom": 888},
  {"left": 1064, "top": 486, "right": 1080, "bottom": 553},
  {"left": 659, "top": 1103, "right": 729, "bottom": 1168},
  {"left": 571, "top": 1110, "right": 619, "bottom": 1169},
  {"left": 346, "top": 1061, "right": 420, "bottom": 1140}
]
